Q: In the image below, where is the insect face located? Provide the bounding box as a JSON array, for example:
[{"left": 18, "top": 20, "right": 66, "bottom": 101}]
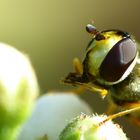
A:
[{"left": 83, "top": 25, "right": 138, "bottom": 86}]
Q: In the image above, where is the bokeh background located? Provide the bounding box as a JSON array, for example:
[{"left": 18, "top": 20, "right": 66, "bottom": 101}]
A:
[{"left": 0, "top": 0, "right": 140, "bottom": 139}]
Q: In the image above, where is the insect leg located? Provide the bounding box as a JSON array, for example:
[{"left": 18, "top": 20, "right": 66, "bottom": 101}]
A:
[
  {"left": 63, "top": 80, "right": 108, "bottom": 97},
  {"left": 78, "top": 82, "right": 108, "bottom": 97},
  {"left": 73, "top": 57, "right": 83, "bottom": 74},
  {"left": 100, "top": 103, "right": 140, "bottom": 125}
]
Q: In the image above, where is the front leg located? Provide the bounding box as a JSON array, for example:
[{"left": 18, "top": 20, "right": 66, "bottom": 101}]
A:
[{"left": 100, "top": 102, "right": 140, "bottom": 125}]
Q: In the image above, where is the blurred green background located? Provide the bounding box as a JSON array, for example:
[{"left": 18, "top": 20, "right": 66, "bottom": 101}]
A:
[{"left": 0, "top": 0, "right": 140, "bottom": 139}]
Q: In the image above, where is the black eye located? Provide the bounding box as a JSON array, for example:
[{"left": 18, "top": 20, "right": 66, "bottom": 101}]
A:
[{"left": 99, "top": 38, "right": 137, "bottom": 82}]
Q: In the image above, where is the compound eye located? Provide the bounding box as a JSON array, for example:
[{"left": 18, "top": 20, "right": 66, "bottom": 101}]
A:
[{"left": 99, "top": 38, "right": 137, "bottom": 82}]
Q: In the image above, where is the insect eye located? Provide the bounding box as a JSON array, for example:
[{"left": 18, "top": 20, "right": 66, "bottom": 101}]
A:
[{"left": 99, "top": 38, "right": 137, "bottom": 82}]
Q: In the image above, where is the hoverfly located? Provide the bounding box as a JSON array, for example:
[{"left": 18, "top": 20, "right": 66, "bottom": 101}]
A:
[{"left": 63, "top": 24, "right": 140, "bottom": 126}]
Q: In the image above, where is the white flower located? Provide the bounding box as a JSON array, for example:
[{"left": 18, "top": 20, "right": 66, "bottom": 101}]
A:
[{"left": 18, "top": 92, "right": 92, "bottom": 140}]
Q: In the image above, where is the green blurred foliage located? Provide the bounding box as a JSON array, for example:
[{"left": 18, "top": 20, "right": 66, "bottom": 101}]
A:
[{"left": 0, "top": 1, "right": 140, "bottom": 139}]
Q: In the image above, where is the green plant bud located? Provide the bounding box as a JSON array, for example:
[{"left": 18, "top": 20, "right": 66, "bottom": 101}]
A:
[
  {"left": 59, "top": 114, "right": 128, "bottom": 140},
  {"left": 0, "top": 43, "right": 39, "bottom": 140}
]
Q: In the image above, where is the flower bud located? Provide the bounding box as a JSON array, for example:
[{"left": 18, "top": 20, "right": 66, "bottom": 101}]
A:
[
  {"left": 59, "top": 114, "right": 128, "bottom": 140},
  {"left": 0, "top": 43, "right": 39, "bottom": 140}
]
